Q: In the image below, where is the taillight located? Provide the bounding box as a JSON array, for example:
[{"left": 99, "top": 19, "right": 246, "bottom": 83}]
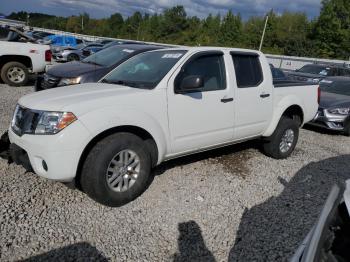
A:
[
  {"left": 317, "top": 86, "right": 321, "bottom": 104},
  {"left": 45, "top": 50, "right": 52, "bottom": 62}
]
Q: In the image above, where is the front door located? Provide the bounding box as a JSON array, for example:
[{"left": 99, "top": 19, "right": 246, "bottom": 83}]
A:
[{"left": 167, "top": 51, "right": 235, "bottom": 155}]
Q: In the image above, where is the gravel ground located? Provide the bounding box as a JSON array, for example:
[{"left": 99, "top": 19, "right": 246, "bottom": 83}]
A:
[{"left": 1, "top": 83, "right": 350, "bottom": 261}]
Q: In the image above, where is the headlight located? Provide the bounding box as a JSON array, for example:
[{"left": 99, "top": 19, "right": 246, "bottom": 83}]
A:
[
  {"left": 327, "top": 108, "right": 350, "bottom": 115},
  {"left": 35, "top": 111, "right": 77, "bottom": 134},
  {"left": 11, "top": 105, "right": 77, "bottom": 136},
  {"left": 58, "top": 77, "right": 81, "bottom": 87}
]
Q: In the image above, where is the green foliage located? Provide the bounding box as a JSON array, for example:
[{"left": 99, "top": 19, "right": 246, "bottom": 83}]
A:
[{"left": 6, "top": 1, "right": 350, "bottom": 59}]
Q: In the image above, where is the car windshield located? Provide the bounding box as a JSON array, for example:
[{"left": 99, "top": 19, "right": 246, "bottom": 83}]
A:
[
  {"left": 297, "top": 65, "right": 330, "bottom": 76},
  {"left": 320, "top": 80, "right": 350, "bottom": 96},
  {"left": 102, "top": 50, "right": 187, "bottom": 89},
  {"left": 83, "top": 46, "right": 140, "bottom": 67}
]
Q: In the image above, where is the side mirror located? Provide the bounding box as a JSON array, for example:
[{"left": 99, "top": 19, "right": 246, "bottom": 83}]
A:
[{"left": 176, "top": 75, "right": 204, "bottom": 93}]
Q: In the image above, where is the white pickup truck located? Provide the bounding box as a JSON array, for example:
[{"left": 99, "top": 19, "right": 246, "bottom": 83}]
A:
[
  {"left": 0, "top": 28, "right": 52, "bottom": 86},
  {"left": 8, "top": 47, "right": 319, "bottom": 206}
]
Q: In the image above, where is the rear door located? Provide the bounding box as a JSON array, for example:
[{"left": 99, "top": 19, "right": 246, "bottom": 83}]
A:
[
  {"left": 167, "top": 51, "right": 235, "bottom": 154},
  {"left": 231, "top": 52, "right": 273, "bottom": 139}
]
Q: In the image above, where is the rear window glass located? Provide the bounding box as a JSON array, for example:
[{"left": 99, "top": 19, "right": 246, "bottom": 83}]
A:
[{"left": 231, "top": 54, "right": 263, "bottom": 88}]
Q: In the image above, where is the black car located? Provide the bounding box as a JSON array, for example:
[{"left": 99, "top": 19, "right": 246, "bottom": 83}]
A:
[
  {"left": 35, "top": 44, "right": 164, "bottom": 91},
  {"left": 309, "top": 77, "right": 350, "bottom": 136},
  {"left": 287, "top": 64, "right": 350, "bottom": 83}
]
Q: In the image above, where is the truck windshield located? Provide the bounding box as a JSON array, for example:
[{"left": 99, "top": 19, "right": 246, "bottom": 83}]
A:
[{"left": 101, "top": 50, "right": 187, "bottom": 89}]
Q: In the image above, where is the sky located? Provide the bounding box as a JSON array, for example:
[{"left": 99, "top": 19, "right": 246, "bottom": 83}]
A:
[{"left": 1, "top": 0, "right": 322, "bottom": 19}]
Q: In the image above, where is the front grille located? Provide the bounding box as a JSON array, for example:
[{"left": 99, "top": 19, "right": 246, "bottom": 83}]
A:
[
  {"left": 41, "top": 74, "right": 60, "bottom": 90},
  {"left": 12, "top": 105, "right": 40, "bottom": 136}
]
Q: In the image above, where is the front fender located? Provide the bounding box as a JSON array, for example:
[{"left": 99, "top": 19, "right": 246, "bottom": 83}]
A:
[
  {"left": 263, "top": 95, "right": 304, "bottom": 137},
  {"left": 78, "top": 106, "right": 169, "bottom": 164}
]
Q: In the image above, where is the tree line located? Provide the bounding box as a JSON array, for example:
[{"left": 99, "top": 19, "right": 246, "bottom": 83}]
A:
[{"left": 6, "top": 0, "right": 350, "bottom": 60}]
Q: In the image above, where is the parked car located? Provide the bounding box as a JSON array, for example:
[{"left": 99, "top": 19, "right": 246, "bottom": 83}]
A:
[
  {"left": 39, "top": 35, "right": 78, "bottom": 48},
  {"left": 8, "top": 47, "right": 319, "bottom": 206},
  {"left": 53, "top": 43, "right": 104, "bottom": 62},
  {"left": 270, "top": 64, "right": 288, "bottom": 81},
  {"left": 35, "top": 44, "right": 164, "bottom": 91},
  {"left": 0, "top": 33, "right": 51, "bottom": 86},
  {"left": 287, "top": 64, "right": 350, "bottom": 83},
  {"left": 309, "top": 77, "right": 350, "bottom": 136},
  {"left": 291, "top": 181, "right": 350, "bottom": 262}
]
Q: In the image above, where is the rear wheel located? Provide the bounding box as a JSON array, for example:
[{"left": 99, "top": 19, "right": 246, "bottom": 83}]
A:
[
  {"left": 262, "top": 116, "right": 299, "bottom": 159},
  {"left": 67, "top": 54, "right": 80, "bottom": 61},
  {"left": 1, "top": 62, "right": 29, "bottom": 86},
  {"left": 80, "top": 133, "right": 152, "bottom": 207}
]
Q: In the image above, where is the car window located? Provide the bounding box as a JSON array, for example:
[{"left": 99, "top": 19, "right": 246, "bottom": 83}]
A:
[
  {"left": 175, "top": 54, "right": 226, "bottom": 92},
  {"left": 271, "top": 67, "right": 285, "bottom": 79},
  {"left": 298, "top": 65, "right": 330, "bottom": 76},
  {"left": 83, "top": 46, "right": 141, "bottom": 67},
  {"left": 102, "top": 50, "right": 187, "bottom": 89},
  {"left": 231, "top": 53, "right": 263, "bottom": 88}
]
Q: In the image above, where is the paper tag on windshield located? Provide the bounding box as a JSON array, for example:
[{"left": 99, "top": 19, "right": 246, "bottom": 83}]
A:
[
  {"left": 123, "top": 49, "right": 134, "bottom": 53},
  {"left": 162, "top": 53, "right": 183, "bottom": 59}
]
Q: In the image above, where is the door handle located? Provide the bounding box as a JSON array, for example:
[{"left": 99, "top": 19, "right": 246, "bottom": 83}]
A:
[
  {"left": 221, "top": 98, "right": 234, "bottom": 103},
  {"left": 260, "top": 93, "right": 270, "bottom": 98}
]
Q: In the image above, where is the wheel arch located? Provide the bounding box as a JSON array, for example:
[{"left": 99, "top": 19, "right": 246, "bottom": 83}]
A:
[
  {"left": 263, "top": 103, "right": 304, "bottom": 137},
  {"left": 75, "top": 125, "right": 159, "bottom": 188},
  {"left": 0, "top": 55, "right": 33, "bottom": 71}
]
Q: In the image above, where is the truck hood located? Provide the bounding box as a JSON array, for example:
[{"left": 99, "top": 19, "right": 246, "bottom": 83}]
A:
[
  {"left": 47, "top": 61, "right": 104, "bottom": 78},
  {"left": 18, "top": 83, "right": 148, "bottom": 116},
  {"left": 320, "top": 92, "right": 350, "bottom": 109}
]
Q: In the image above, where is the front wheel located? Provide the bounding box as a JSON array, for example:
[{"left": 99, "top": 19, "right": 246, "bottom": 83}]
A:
[
  {"left": 344, "top": 122, "right": 350, "bottom": 137},
  {"left": 80, "top": 133, "right": 152, "bottom": 207},
  {"left": 262, "top": 117, "right": 299, "bottom": 159}
]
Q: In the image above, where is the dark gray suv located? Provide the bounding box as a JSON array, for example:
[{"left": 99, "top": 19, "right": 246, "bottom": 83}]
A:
[{"left": 35, "top": 44, "right": 165, "bottom": 91}]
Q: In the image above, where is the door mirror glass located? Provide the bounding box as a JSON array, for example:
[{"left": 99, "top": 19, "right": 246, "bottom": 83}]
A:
[{"left": 177, "top": 75, "right": 204, "bottom": 93}]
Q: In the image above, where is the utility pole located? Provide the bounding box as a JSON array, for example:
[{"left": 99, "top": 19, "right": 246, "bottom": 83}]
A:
[
  {"left": 81, "top": 16, "right": 84, "bottom": 32},
  {"left": 259, "top": 15, "right": 269, "bottom": 51}
]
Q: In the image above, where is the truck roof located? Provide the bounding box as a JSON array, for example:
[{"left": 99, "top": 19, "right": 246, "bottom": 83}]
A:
[{"left": 157, "top": 46, "right": 262, "bottom": 54}]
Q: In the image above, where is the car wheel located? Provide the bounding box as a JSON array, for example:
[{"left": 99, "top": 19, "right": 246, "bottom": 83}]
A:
[
  {"left": 344, "top": 123, "right": 350, "bottom": 137},
  {"left": 1, "top": 62, "right": 29, "bottom": 87},
  {"left": 262, "top": 116, "right": 299, "bottom": 159},
  {"left": 80, "top": 132, "right": 152, "bottom": 207},
  {"left": 67, "top": 54, "right": 80, "bottom": 61}
]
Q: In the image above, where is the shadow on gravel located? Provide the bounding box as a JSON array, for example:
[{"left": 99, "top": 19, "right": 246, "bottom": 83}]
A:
[
  {"left": 153, "top": 139, "right": 260, "bottom": 178},
  {"left": 19, "top": 242, "right": 108, "bottom": 262},
  {"left": 0, "top": 131, "right": 10, "bottom": 160},
  {"left": 173, "top": 221, "right": 216, "bottom": 262},
  {"left": 229, "top": 154, "right": 350, "bottom": 261}
]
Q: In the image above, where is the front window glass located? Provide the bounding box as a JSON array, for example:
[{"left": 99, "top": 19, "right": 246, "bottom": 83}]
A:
[{"left": 102, "top": 50, "right": 187, "bottom": 89}]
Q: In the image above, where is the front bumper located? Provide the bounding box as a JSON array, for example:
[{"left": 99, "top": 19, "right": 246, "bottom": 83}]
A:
[
  {"left": 309, "top": 109, "right": 348, "bottom": 131},
  {"left": 8, "top": 121, "right": 92, "bottom": 182}
]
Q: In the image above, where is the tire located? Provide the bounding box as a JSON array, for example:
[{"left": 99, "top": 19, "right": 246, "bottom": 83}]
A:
[
  {"left": 1, "top": 62, "right": 29, "bottom": 87},
  {"left": 67, "top": 54, "right": 80, "bottom": 61},
  {"left": 344, "top": 123, "right": 350, "bottom": 137},
  {"left": 262, "top": 116, "right": 299, "bottom": 159},
  {"left": 80, "top": 133, "right": 152, "bottom": 207}
]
